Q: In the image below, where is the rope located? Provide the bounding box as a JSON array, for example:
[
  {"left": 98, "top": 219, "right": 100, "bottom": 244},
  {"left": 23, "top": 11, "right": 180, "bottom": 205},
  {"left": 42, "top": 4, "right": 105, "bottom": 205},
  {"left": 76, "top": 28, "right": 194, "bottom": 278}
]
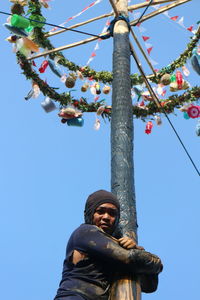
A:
[
  {"left": 134, "top": 0, "right": 154, "bottom": 26},
  {"left": 129, "top": 46, "right": 200, "bottom": 177},
  {"left": 0, "top": 11, "right": 101, "bottom": 38},
  {"left": 101, "top": 15, "right": 131, "bottom": 39}
]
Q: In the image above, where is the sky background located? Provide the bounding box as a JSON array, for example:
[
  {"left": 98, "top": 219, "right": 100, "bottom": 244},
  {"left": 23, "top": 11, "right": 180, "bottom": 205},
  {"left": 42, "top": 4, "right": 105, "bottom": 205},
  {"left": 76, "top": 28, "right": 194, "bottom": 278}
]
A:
[{"left": 0, "top": 0, "right": 199, "bottom": 300}]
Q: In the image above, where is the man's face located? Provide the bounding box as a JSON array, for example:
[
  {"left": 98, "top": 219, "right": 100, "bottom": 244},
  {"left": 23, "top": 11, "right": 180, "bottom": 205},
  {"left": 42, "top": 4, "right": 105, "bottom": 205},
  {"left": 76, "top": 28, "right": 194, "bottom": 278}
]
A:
[{"left": 92, "top": 203, "right": 118, "bottom": 234}]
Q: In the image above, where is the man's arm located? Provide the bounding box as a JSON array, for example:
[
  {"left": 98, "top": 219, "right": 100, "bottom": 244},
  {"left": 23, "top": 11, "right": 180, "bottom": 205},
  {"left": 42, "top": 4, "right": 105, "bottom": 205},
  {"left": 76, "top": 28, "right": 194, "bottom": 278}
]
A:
[{"left": 73, "top": 224, "right": 162, "bottom": 275}]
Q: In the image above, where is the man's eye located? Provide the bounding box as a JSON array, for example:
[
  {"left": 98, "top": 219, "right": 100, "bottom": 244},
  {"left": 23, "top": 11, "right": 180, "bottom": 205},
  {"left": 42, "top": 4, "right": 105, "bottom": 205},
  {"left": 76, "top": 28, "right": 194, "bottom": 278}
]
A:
[
  {"left": 109, "top": 211, "right": 117, "bottom": 217},
  {"left": 96, "top": 209, "right": 105, "bottom": 214}
]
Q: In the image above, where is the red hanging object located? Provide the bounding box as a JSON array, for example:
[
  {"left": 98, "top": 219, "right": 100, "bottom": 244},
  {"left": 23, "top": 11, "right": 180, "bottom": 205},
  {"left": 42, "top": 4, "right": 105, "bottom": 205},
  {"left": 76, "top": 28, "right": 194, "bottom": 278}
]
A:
[
  {"left": 145, "top": 121, "right": 153, "bottom": 134},
  {"left": 171, "top": 16, "right": 179, "bottom": 21},
  {"left": 142, "top": 36, "right": 150, "bottom": 41},
  {"left": 176, "top": 71, "right": 183, "bottom": 89},
  {"left": 147, "top": 47, "right": 153, "bottom": 55},
  {"left": 187, "top": 25, "right": 193, "bottom": 32},
  {"left": 39, "top": 60, "right": 49, "bottom": 73},
  {"left": 187, "top": 106, "right": 200, "bottom": 119}
]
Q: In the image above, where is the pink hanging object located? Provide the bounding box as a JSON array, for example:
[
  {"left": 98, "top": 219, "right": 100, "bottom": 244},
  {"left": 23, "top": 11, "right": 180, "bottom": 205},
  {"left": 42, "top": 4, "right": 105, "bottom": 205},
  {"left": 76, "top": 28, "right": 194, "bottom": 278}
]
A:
[
  {"left": 145, "top": 121, "right": 153, "bottom": 134},
  {"left": 187, "top": 105, "right": 200, "bottom": 119},
  {"left": 176, "top": 71, "right": 183, "bottom": 89},
  {"left": 39, "top": 60, "right": 49, "bottom": 73}
]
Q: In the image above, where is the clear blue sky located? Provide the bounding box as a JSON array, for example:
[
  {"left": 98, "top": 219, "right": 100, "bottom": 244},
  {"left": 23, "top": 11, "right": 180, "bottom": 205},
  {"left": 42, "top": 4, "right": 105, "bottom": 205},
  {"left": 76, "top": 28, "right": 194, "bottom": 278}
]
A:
[{"left": 0, "top": 1, "right": 199, "bottom": 300}]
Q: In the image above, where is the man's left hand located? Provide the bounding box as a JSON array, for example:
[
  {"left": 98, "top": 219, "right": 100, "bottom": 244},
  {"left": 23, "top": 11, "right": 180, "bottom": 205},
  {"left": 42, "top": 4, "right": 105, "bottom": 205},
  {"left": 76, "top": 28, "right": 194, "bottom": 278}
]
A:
[{"left": 118, "top": 237, "right": 144, "bottom": 250}]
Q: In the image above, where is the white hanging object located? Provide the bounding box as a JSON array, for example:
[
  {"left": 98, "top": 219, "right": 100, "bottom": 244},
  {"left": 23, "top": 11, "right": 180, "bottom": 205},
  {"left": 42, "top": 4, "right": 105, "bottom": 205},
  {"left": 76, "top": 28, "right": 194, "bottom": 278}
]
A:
[
  {"left": 155, "top": 115, "right": 162, "bottom": 125},
  {"left": 60, "top": 74, "right": 67, "bottom": 83},
  {"left": 32, "top": 83, "right": 40, "bottom": 98},
  {"left": 94, "top": 118, "right": 101, "bottom": 130},
  {"left": 41, "top": 97, "right": 57, "bottom": 113},
  {"left": 182, "top": 66, "right": 190, "bottom": 76}
]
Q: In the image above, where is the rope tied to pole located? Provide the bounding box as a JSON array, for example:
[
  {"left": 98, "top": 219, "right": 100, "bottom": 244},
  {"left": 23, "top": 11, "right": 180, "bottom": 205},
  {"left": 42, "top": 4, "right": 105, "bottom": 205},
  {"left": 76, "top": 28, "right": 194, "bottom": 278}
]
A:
[{"left": 101, "top": 15, "right": 131, "bottom": 39}]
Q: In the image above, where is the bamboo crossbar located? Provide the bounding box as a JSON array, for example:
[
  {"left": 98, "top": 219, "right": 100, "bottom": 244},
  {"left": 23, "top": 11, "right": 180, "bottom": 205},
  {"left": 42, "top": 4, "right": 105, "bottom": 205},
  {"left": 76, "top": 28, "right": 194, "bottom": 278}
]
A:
[
  {"left": 46, "top": 0, "right": 179, "bottom": 38},
  {"left": 130, "top": 0, "right": 191, "bottom": 26},
  {"left": 28, "top": 35, "right": 99, "bottom": 60},
  {"left": 29, "top": 0, "right": 191, "bottom": 61}
]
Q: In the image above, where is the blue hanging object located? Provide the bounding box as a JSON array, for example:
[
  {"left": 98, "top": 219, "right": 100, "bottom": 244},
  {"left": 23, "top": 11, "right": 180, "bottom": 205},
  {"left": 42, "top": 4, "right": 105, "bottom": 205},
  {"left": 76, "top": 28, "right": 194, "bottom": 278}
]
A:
[
  {"left": 133, "top": 85, "right": 144, "bottom": 101},
  {"left": 41, "top": 97, "right": 57, "bottom": 113},
  {"left": 67, "top": 117, "right": 84, "bottom": 127},
  {"left": 196, "top": 121, "right": 200, "bottom": 136},
  {"left": 183, "top": 112, "right": 190, "bottom": 120},
  {"left": 191, "top": 47, "right": 200, "bottom": 75},
  {"left": 133, "top": 85, "right": 143, "bottom": 96},
  {"left": 48, "top": 60, "right": 62, "bottom": 78},
  {"left": 4, "top": 23, "right": 28, "bottom": 37}
]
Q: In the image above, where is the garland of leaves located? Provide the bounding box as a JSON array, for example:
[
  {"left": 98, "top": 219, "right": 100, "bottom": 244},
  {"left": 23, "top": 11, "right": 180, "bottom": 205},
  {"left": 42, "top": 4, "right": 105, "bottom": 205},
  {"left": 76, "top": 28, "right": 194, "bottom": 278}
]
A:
[{"left": 13, "top": 0, "right": 200, "bottom": 119}]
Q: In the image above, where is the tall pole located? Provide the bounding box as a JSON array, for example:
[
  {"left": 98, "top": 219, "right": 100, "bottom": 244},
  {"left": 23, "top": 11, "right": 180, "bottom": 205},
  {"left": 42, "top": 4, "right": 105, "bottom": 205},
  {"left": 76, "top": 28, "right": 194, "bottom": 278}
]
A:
[{"left": 110, "top": 0, "right": 140, "bottom": 299}]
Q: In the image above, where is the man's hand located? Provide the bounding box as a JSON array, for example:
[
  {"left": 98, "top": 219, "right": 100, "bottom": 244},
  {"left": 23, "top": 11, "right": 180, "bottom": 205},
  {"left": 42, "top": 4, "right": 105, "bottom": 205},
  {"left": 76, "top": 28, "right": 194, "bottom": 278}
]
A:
[{"left": 118, "top": 237, "right": 144, "bottom": 250}]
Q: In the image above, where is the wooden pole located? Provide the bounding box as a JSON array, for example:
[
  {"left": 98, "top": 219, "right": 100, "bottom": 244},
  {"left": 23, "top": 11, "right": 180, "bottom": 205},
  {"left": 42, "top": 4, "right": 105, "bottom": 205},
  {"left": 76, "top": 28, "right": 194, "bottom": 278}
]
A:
[{"left": 110, "top": 0, "right": 140, "bottom": 299}]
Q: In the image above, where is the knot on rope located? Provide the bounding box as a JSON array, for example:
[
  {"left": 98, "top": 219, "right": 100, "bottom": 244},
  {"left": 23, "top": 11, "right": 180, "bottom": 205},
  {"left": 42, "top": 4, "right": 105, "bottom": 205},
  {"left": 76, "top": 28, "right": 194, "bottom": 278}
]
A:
[{"left": 101, "top": 15, "right": 131, "bottom": 40}]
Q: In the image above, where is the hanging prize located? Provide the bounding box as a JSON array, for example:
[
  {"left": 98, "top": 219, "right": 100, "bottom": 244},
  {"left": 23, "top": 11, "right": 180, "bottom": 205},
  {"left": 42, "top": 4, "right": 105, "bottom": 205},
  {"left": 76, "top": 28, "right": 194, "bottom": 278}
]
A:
[
  {"left": 187, "top": 105, "right": 200, "bottom": 119},
  {"left": 145, "top": 121, "right": 153, "bottom": 134}
]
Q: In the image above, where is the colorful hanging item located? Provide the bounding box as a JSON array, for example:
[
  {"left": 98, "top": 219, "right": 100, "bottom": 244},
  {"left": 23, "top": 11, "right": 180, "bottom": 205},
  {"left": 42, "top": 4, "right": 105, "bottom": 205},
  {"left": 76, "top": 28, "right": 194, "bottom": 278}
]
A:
[
  {"left": 22, "top": 37, "right": 39, "bottom": 52},
  {"left": 95, "top": 82, "right": 101, "bottom": 95},
  {"left": 187, "top": 105, "right": 200, "bottom": 118},
  {"left": 4, "top": 23, "right": 28, "bottom": 37},
  {"left": 11, "top": 14, "right": 30, "bottom": 29},
  {"left": 160, "top": 74, "right": 171, "bottom": 86},
  {"left": 65, "top": 75, "right": 76, "bottom": 88},
  {"left": 191, "top": 47, "right": 200, "bottom": 75},
  {"left": 102, "top": 85, "right": 111, "bottom": 94},
  {"left": 145, "top": 121, "right": 153, "bottom": 134},
  {"left": 39, "top": 60, "right": 49, "bottom": 73},
  {"left": 176, "top": 71, "right": 183, "bottom": 89},
  {"left": 4, "top": 0, "right": 200, "bottom": 126},
  {"left": 66, "top": 117, "right": 84, "bottom": 127},
  {"left": 81, "top": 83, "right": 89, "bottom": 92},
  {"left": 58, "top": 105, "right": 82, "bottom": 120},
  {"left": 48, "top": 60, "right": 62, "bottom": 78},
  {"left": 155, "top": 115, "right": 162, "bottom": 125},
  {"left": 183, "top": 111, "right": 190, "bottom": 119},
  {"left": 94, "top": 118, "right": 101, "bottom": 130},
  {"left": 41, "top": 97, "right": 57, "bottom": 113},
  {"left": 196, "top": 121, "right": 200, "bottom": 136}
]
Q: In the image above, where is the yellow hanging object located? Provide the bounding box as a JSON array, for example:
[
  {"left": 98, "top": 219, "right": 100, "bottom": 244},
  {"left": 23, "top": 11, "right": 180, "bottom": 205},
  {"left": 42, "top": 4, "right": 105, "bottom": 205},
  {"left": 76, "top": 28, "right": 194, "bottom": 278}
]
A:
[
  {"left": 39, "top": 0, "right": 49, "bottom": 8},
  {"left": 5, "top": 35, "right": 17, "bottom": 43},
  {"left": 103, "top": 85, "right": 111, "bottom": 94},
  {"left": 160, "top": 74, "right": 171, "bottom": 86},
  {"left": 81, "top": 83, "right": 89, "bottom": 92},
  {"left": 10, "top": 0, "right": 27, "bottom": 6}
]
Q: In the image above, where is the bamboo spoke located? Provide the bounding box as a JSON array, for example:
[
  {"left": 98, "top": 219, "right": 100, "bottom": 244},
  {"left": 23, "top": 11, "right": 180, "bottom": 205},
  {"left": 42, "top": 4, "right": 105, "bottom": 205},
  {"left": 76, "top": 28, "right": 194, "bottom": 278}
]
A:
[
  {"left": 29, "top": 0, "right": 191, "bottom": 62},
  {"left": 130, "top": 0, "right": 191, "bottom": 26},
  {"left": 45, "top": 13, "right": 112, "bottom": 38},
  {"left": 28, "top": 35, "right": 99, "bottom": 60},
  {"left": 46, "top": 0, "right": 180, "bottom": 38},
  {"left": 130, "top": 28, "right": 156, "bottom": 76}
]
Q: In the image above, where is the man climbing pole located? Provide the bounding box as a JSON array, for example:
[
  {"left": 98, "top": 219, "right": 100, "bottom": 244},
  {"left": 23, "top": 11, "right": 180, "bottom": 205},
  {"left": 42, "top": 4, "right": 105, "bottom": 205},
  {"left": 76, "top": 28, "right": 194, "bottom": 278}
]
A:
[{"left": 54, "top": 190, "right": 163, "bottom": 300}]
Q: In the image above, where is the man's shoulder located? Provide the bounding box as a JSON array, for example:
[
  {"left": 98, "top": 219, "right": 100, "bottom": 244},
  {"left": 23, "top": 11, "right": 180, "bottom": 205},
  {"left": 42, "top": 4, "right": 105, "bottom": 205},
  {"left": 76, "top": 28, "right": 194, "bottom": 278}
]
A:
[
  {"left": 73, "top": 223, "right": 100, "bottom": 234},
  {"left": 69, "top": 224, "right": 102, "bottom": 247}
]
